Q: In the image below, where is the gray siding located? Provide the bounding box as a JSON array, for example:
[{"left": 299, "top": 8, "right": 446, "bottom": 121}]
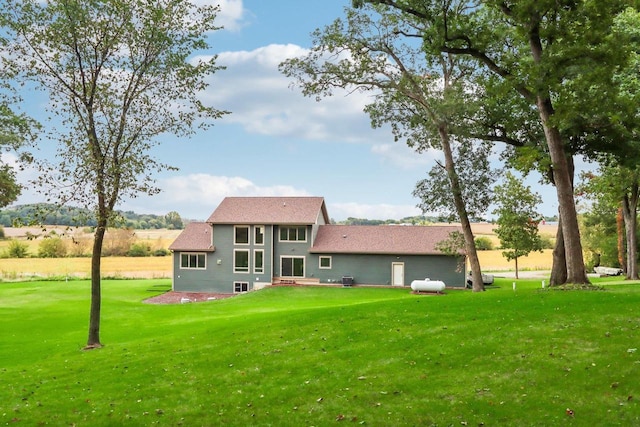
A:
[
  {"left": 172, "top": 222, "right": 465, "bottom": 292},
  {"left": 173, "top": 224, "right": 274, "bottom": 293},
  {"left": 305, "top": 253, "right": 466, "bottom": 288},
  {"left": 273, "top": 225, "right": 312, "bottom": 277}
]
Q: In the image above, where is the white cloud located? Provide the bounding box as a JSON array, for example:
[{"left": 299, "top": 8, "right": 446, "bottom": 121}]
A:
[
  {"left": 371, "top": 143, "right": 437, "bottom": 170},
  {"left": 198, "top": 44, "right": 385, "bottom": 144},
  {"left": 328, "top": 202, "right": 422, "bottom": 221},
  {"left": 120, "top": 173, "right": 311, "bottom": 220},
  {"left": 205, "top": 0, "right": 247, "bottom": 32}
]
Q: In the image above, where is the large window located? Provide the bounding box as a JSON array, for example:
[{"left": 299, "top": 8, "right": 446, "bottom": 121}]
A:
[
  {"left": 254, "top": 249, "right": 264, "bottom": 274},
  {"left": 234, "top": 249, "right": 249, "bottom": 273},
  {"left": 281, "top": 256, "right": 304, "bottom": 277},
  {"left": 235, "top": 226, "right": 249, "bottom": 245},
  {"left": 234, "top": 282, "right": 249, "bottom": 293},
  {"left": 254, "top": 226, "right": 265, "bottom": 245},
  {"left": 180, "top": 253, "right": 206, "bottom": 269},
  {"left": 279, "top": 226, "right": 306, "bottom": 242},
  {"left": 319, "top": 256, "right": 332, "bottom": 269}
]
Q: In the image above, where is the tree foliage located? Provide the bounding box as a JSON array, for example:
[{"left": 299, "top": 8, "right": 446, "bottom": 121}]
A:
[
  {"left": 0, "top": 105, "right": 38, "bottom": 209},
  {"left": 357, "top": 0, "right": 639, "bottom": 285},
  {"left": 281, "top": 4, "right": 492, "bottom": 291},
  {"left": 493, "top": 172, "right": 543, "bottom": 279},
  {"left": 0, "top": 0, "right": 226, "bottom": 348}
]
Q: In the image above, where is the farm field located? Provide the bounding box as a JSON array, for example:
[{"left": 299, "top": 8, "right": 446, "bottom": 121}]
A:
[
  {"left": 0, "top": 223, "right": 555, "bottom": 278},
  {"left": 1, "top": 277, "right": 638, "bottom": 426}
]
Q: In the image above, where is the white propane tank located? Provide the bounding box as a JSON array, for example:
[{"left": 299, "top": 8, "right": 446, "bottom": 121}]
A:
[{"left": 410, "top": 278, "right": 446, "bottom": 292}]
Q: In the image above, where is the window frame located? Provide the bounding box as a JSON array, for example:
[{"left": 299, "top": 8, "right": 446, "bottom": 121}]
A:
[
  {"left": 234, "top": 281, "right": 249, "bottom": 293},
  {"left": 180, "top": 252, "right": 206, "bottom": 270},
  {"left": 319, "top": 256, "right": 332, "bottom": 269},
  {"left": 234, "top": 225, "right": 250, "bottom": 245},
  {"left": 279, "top": 225, "right": 307, "bottom": 242},
  {"left": 254, "top": 225, "right": 265, "bottom": 245},
  {"left": 234, "top": 249, "right": 250, "bottom": 273},
  {"left": 281, "top": 256, "right": 305, "bottom": 277},
  {"left": 254, "top": 249, "right": 264, "bottom": 274}
]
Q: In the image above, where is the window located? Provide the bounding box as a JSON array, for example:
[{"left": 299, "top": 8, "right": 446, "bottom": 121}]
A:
[
  {"left": 234, "top": 249, "right": 249, "bottom": 273},
  {"left": 279, "top": 226, "right": 306, "bottom": 242},
  {"left": 254, "top": 226, "right": 265, "bottom": 245},
  {"left": 319, "top": 256, "right": 332, "bottom": 269},
  {"left": 180, "top": 253, "right": 206, "bottom": 269},
  {"left": 234, "top": 282, "right": 249, "bottom": 293},
  {"left": 281, "top": 256, "right": 304, "bottom": 277},
  {"left": 254, "top": 249, "right": 264, "bottom": 274},
  {"left": 235, "top": 226, "right": 249, "bottom": 244}
]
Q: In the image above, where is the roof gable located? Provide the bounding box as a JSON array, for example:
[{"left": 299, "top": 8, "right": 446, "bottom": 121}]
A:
[
  {"left": 207, "top": 197, "right": 329, "bottom": 225},
  {"left": 310, "top": 225, "right": 461, "bottom": 255},
  {"left": 168, "top": 222, "right": 215, "bottom": 252}
]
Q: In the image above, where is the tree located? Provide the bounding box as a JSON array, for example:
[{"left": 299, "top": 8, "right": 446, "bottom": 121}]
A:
[
  {"left": 281, "top": 4, "right": 493, "bottom": 291},
  {"left": 1, "top": 0, "right": 227, "bottom": 348},
  {"left": 164, "top": 211, "right": 184, "bottom": 230},
  {"left": 358, "top": 1, "right": 638, "bottom": 285},
  {"left": 493, "top": 172, "right": 543, "bottom": 279},
  {"left": 0, "top": 105, "right": 38, "bottom": 208},
  {"left": 579, "top": 166, "right": 640, "bottom": 280}
]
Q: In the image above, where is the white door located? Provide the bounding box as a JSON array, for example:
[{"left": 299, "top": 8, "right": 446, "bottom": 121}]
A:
[{"left": 392, "top": 262, "right": 404, "bottom": 286}]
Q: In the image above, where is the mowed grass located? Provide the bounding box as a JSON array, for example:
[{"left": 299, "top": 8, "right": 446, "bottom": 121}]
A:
[{"left": 1, "top": 279, "right": 639, "bottom": 426}]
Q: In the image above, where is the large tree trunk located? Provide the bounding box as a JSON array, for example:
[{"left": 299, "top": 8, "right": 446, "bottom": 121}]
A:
[
  {"left": 550, "top": 214, "right": 568, "bottom": 286},
  {"left": 438, "top": 124, "right": 484, "bottom": 292},
  {"left": 617, "top": 206, "right": 626, "bottom": 273},
  {"left": 622, "top": 188, "right": 639, "bottom": 280},
  {"left": 86, "top": 221, "right": 106, "bottom": 349},
  {"left": 535, "top": 97, "right": 589, "bottom": 284}
]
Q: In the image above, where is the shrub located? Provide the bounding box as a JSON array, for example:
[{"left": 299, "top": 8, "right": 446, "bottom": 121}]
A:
[
  {"left": 152, "top": 248, "right": 170, "bottom": 257},
  {"left": 103, "top": 228, "right": 136, "bottom": 256},
  {"left": 0, "top": 225, "right": 5, "bottom": 239},
  {"left": 474, "top": 236, "right": 494, "bottom": 251},
  {"left": 539, "top": 234, "right": 555, "bottom": 249},
  {"left": 127, "top": 242, "right": 150, "bottom": 257},
  {"left": 38, "top": 237, "right": 68, "bottom": 258},
  {"left": 7, "top": 240, "right": 29, "bottom": 258}
]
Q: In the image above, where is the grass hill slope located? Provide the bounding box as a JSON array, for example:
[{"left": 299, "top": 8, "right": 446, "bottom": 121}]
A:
[{"left": 1, "top": 278, "right": 638, "bottom": 426}]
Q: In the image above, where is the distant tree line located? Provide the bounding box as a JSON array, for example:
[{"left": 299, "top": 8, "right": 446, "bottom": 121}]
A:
[{"left": 0, "top": 204, "right": 184, "bottom": 230}]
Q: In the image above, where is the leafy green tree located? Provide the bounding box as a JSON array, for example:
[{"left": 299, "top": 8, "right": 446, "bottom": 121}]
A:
[
  {"left": 0, "top": 105, "right": 38, "bottom": 208},
  {"left": 493, "top": 172, "right": 543, "bottom": 279},
  {"left": 357, "top": 1, "right": 637, "bottom": 285},
  {"left": 38, "top": 237, "right": 68, "bottom": 258},
  {"left": 7, "top": 239, "right": 29, "bottom": 258},
  {"left": 1, "top": 0, "right": 227, "bottom": 348},
  {"left": 281, "top": 5, "right": 492, "bottom": 291},
  {"left": 578, "top": 165, "right": 640, "bottom": 280},
  {"left": 167, "top": 213, "right": 184, "bottom": 229}
]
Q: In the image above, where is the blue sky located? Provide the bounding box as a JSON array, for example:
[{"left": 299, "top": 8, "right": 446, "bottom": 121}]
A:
[{"left": 10, "top": 0, "right": 566, "bottom": 221}]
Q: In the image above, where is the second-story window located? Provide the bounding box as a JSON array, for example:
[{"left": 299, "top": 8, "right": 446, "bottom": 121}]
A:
[
  {"left": 279, "top": 226, "right": 306, "bottom": 242},
  {"left": 235, "top": 226, "right": 249, "bottom": 244},
  {"left": 255, "top": 226, "right": 265, "bottom": 245}
]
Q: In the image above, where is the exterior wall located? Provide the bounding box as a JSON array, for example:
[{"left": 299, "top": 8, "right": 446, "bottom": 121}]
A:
[
  {"left": 273, "top": 225, "right": 313, "bottom": 277},
  {"left": 172, "top": 221, "right": 466, "bottom": 292},
  {"left": 173, "top": 224, "right": 274, "bottom": 293},
  {"left": 305, "top": 253, "right": 466, "bottom": 288}
]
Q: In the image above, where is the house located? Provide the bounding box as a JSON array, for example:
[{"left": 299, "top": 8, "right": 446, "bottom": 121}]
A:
[{"left": 168, "top": 196, "right": 466, "bottom": 293}]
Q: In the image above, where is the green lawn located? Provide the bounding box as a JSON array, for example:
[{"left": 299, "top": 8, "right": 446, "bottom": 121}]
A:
[{"left": 1, "top": 278, "right": 639, "bottom": 426}]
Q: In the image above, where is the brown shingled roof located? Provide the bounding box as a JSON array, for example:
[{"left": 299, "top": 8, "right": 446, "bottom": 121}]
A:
[
  {"left": 309, "top": 225, "right": 462, "bottom": 255},
  {"left": 207, "top": 197, "right": 329, "bottom": 225},
  {"left": 168, "top": 222, "right": 215, "bottom": 252}
]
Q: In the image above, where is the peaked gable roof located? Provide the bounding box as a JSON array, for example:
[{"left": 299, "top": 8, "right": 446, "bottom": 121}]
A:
[
  {"left": 207, "top": 197, "right": 330, "bottom": 225},
  {"left": 168, "top": 222, "right": 215, "bottom": 252},
  {"left": 309, "top": 225, "right": 461, "bottom": 255}
]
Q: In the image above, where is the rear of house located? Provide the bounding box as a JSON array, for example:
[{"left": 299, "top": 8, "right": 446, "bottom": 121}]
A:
[{"left": 169, "top": 196, "right": 466, "bottom": 293}]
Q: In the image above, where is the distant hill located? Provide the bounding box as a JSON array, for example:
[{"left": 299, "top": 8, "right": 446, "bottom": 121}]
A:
[{"left": 0, "top": 203, "right": 184, "bottom": 230}]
